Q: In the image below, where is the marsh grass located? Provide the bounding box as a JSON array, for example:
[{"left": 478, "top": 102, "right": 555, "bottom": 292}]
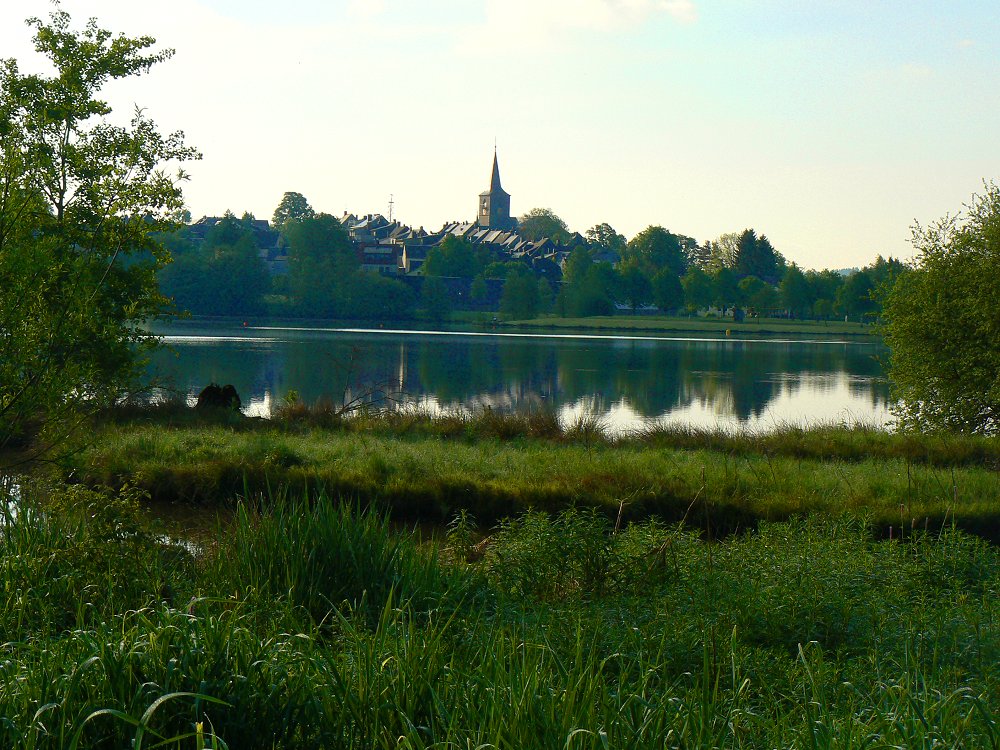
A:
[
  {"left": 2, "top": 479, "right": 999, "bottom": 748},
  {"left": 73, "top": 413, "right": 1000, "bottom": 539}
]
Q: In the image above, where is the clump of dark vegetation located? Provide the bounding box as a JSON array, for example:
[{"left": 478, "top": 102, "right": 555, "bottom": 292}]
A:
[{"left": 2, "top": 481, "right": 999, "bottom": 748}]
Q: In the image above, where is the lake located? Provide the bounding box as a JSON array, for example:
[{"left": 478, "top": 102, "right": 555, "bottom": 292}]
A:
[{"left": 148, "top": 321, "right": 893, "bottom": 432}]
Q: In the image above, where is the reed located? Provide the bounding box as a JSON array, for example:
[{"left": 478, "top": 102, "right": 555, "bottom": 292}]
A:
[{"left": 2, "top": 480, "right": 999, "bottom": 748}]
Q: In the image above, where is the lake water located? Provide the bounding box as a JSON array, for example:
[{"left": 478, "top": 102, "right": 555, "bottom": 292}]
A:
[{"left": 147, "top": 321, "right": 893, "bottom": 432}]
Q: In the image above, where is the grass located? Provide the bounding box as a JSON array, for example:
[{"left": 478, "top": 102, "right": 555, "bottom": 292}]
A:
[
  {"left": 2, "top": 481, "right": 999, "bottom": 748},
  {"left": 70, "top": 406, "right": 1000, "bottom": 539},
  {"left": 503, "top": 313, "right": 876, "bottom": 336}
]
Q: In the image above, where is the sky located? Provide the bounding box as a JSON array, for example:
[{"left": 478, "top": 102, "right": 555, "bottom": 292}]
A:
[{"left": 2, "top": 0, "right": 998, "bottom": 269}]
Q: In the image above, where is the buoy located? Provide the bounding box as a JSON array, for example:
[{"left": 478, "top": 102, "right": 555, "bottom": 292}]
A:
[{"left": 725, "top": 328, "right": 731, "bottom": 336}]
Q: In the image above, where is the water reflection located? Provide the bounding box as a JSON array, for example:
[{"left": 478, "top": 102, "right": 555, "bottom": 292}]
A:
[{"left": 147, "top": 322, "right": 892, "bottom": 432}]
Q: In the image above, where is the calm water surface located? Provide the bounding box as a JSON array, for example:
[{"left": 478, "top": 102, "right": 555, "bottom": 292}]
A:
[{"left": 148, "top": 321, "right": 893, "bottom": 432}]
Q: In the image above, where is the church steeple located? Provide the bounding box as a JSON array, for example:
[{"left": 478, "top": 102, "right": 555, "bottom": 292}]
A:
[
  {"left": 490, "top": 149, "right": 503, "bottom": 192},
  {"left": 478, "top": 148, "right": 515, "bottom": 230}
]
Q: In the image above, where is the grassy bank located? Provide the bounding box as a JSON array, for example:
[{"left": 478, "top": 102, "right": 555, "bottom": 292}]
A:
[
  {"left": 72, "top": 407, "right": 1000, "bottom": 539},
  {"left": 3, "top": 481, "right": 999, "bottom": 748},
  {"left": 504, "top": 313, "right": 875, "bottom": 337}
]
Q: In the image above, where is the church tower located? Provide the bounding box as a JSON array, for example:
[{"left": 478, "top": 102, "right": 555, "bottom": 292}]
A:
[{"left": 477, "top": 150, "right": 516, "bottom": 231}]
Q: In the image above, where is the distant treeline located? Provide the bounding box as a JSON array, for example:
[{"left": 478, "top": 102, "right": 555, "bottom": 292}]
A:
[{"left": 156, "top": 205, "right": 906, "bottom": 323}]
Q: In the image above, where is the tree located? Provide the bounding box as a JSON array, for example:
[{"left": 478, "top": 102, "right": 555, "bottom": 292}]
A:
[
  {"left": 835, "top": 270, "right": 876, "bottom": 322},
  {"left": 652, "top": 269, "right": 684, "bottom": 313},
  {"left": 500, "top": 266, "right": 539, "bottom": 320},
  {"left": 585, "top": 222, "right": 626, "bottom": 254},
  {"left": 423, "top": 235, "right": 479, "bottom": 278},
  {"left": 738, "top": 276, "right": 779, "bottom": 315},
  {"left": 284, "top": 213, "right": 356, "bottom": 316},
  {"left": 421, "top": 276, "right": 452, "bottom": 321},
  {"left": 272, "top": 191, "right": 314, "bottom": 227},
  {"left": 0, "top": 10, "right": 198, "bottom": 453},
  {"left": 617, "top": 263, "right": 652, "bottom": 312},
  {"left": 779, "top": 265, "right": 812, "bottom": 319},
  {"left": 518, "top": 208, "right": 569, "bottom": 243},
  {"left": 707, "top": 232, "right": 741, "bottom": 271},
  {"left": 624, "top": 226, "right": 688, "bottom": 277},
  {"left": 882, "top": 182, "right": 1000, "bottom": 433},
  {"left": 734, "top": 229, "right": 783, "bottom": 283},
  {"left": 681, "top": 267, "right": 714, "bottom": 313},
  {"left": 712, "top": 267, "right": 741, "bottom": 312}
]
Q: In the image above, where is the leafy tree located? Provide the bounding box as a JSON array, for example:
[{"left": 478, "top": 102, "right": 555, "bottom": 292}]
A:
[
  {"left": 681, "top": 267, "right": 714, "bottom": 313},
  {"left": 707, "top": 232, "right": 741, "bottom": 270},
  {"left": 835, "top": 270, "right": 876, "bottom": 322},
  {"left": 739, "top": 276, "right": 779, "bottom": 315},
  {"left": 421, "top": 276, "right": 451, "bottom": 321},
  {"left": 617, "top": 263, "right": 653, "bottom": 312},
  {"left": 536, "top": 277, "right": 554, "bottom": 313},
  {"left": 652, "top": 269, "right": 684, "bottom": 313},
  {"left": 423, "top": 235, "right": 479, "bottom": 278},
  {"left": 624, "top": 226, "right": 688, "bottom": 277},
  {"left": 347, "top": 273, "right": 416, "bottom": 320},
  {"left": 585, "top": 222, "right": 627, "bottom": 254},
  {"left": 0, "top": 10, "right": 198, "bottom": 453},
  {"left": 780, "top": 265, "right": 812, "bottom": 318},
  {"left": 562, "top": 246, "right": 594, "bottom": 285},
  {"left": 500, "top": 266, "right": 539, "bottom": 320},
  {"left": 883, "top": 182, "right": 1000, "bottom": 433},
  {"left": 470, "top": 273, "right": 488, "bottom": 305},
  {"left": 518, "top": 208, "right": 569, "bottom": 243},
  {"left": 712, "top": 267, "right": 741, "bottom": 312},
  {"left": 284, "top": 213, "right": 356, "bottom": 316},
  {"left": 272, "top": 191, "right": 314, "bottom": 227}
]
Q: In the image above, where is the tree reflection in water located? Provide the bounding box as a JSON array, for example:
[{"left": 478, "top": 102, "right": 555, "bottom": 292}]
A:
[{"left": 148, "top": 325, "right": 891, "bottom": 431}]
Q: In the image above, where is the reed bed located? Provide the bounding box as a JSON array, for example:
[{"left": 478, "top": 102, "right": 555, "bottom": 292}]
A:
[
  {"left": 74, "top": 411, "right": 1000, "bottom": 539},
  {"left": 2, "top": 482, "right": 999, "bottom": 748}
]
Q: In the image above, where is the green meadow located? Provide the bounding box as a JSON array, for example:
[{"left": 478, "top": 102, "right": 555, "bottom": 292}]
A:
[{"left": 2, "top": 407, "right": 998, "bottom": 748}]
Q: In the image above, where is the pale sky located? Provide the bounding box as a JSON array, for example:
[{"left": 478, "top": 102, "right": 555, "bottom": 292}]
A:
[{"left": 2, "top": 0, "right": 998, "bottom": 269}]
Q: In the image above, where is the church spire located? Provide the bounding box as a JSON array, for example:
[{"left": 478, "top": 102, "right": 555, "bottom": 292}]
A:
[{"left": 490, "top": 148, "right": 503, "bottom": 191}]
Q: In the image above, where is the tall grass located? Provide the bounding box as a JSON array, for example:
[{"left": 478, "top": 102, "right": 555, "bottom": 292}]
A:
[
  {"left": 73, "top": 416, "right": 1000, "bottom": 539},
  {"left": 4, "top": 480, "right": 999, "bottom": 748}
]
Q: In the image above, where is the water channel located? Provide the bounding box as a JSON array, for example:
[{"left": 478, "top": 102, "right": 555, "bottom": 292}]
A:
[{"left": 147, "top": 321, "right": 893, "bottom": 432}]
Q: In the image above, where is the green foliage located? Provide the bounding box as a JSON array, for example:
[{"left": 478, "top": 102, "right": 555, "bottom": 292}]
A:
[
  {"left": 711, "top": 266, "right": 741, "bottom": 311},
  {"left": 584, "top": 222, "right": 626, "bottom": 254},
  {"left": 518, "top": 207, "right": 569, "bottom": 243},
  {"left": 617, "top": 262, "right": 653, "bottom": 312},
  {"left": 423, "top": 235, "right": 479, "bottom": 277},
  {"left": 284, "top": 213, "right": 356, "bottom": 316},
  {"left": 271, "top": 190, "right": 314, "bottom": 227},
  {"left": 421, "top": 275, "right": 451, "bottom": 321},
  {"left": 735, "top": 228, "right": 784, "bottom": 283},
  {"left": 738, "top": 275, "right": 780, "bottom": 314},
  {"left": 883, "top": 182, "right": 1000, "bottom": 433},
  {"left": 681, "top": 266, "right": 714, "bottom": 312},
  {"left": 499, "top": 265, "right": 539, "bottom": 320},
  {"left": 0, "top": 10, "right": 198, "bottom": 454},
  {"left": 624, "top": 225, "right": 689, "bottom": 277},
  {"left": 652, "top": 268, "right": 684, "bottom": 312},
  {"left": 779, "top": 264, "right": 811, "bottom": 318}
]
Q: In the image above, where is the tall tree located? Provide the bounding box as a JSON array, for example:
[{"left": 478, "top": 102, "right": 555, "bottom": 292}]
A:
[
  {"left": 0, "top": 10, "right": 198, "bottom": 454},
  {"left": 779, "top": 265, "right": 812, "bottom": 318},
  {"left": 624, "top": 226, "right": 687, "bottom": 277},
  {"left": 681, "top": 267, "right": 714, "bottom": 313},
  {"left": 883, "top": 182, "right": 1000, "bottom": 433},
  {"left": 734, "top": 229, "right": 783, "bottom": 283},
  {"left": 500, "top": 266, "right": 540, "bottom": 320},
  {"left": 272, "top": 191, "right": 314, "bottom": 227},
  {"left": 617, "top": 263, "right": 653, "bottom": 313},
  {"left": 585, "top": 222, "right": 627, "bottom": 254},
  {"left": 284, "top": 213, "right": 357, "bottom": 316},
  {"left": 518, "top": 207, "right": 569, "bottom": 243}
]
